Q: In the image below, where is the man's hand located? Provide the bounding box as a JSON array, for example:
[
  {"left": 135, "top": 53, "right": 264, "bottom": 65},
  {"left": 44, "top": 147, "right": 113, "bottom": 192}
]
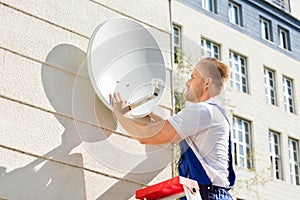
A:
[
  {"left": 109, "top": 93, "right": 179, "bottom": 145},
  {"left": 109, "top": 92, "right": 130, "bottom": 116}
]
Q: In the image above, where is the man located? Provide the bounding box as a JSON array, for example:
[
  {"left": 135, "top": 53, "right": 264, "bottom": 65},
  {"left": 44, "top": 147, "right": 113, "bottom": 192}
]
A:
[{"left": 110, "top": 58, "right": 234, "bottom": 200}]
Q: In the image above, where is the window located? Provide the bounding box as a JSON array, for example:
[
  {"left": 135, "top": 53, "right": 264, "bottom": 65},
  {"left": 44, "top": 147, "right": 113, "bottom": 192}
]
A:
[
  {"left": 264, "top": 68, "right": 277, "bottom": 105},
  {"left": 202, "top": 0, "right": 217, "bottom": 13},
  {"left": 271, "top": 0, "right": 290, "bottom": 12},
  {"left": 201, "top": 38, "right": 220, "bottom": 59},
  {"left": 232, "top": 116, "right": 252, "bottom": 169},
  {"left": 260, "top": 17, "right": 272, "bottom": 41},
  {"left": 172, "top": 24, "right": 182, "bottom": 63},
  {"left": 269, "top": 131, "right": 283, "bottom": 180},
  {"left": 272, "top": 0, "right": 284, "bottom": 6},
  {"left": 283, "top": 76, "right": 295, "bottom": 113},
  {"left": 228, "top": 1, "right": 242, "bottom": 26},
  {"left": 229, "top": 51, "right": 248, "bottom": 93},
  {"left": 288, "top": 138, "right": 300, "bottom": 185},
  {"left": 279, "top": 27, "right": 290, "bottom": 50}
]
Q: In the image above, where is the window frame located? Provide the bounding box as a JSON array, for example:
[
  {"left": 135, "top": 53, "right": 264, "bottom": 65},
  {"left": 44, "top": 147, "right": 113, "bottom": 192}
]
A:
[
  {"left": 282, "top": 76, "right": 295, "bottom": 114},
  {"left": 264, "top": 67, "right": 277, "bottom": 106},
  {"left": 228, "top": 1, "right": 243, "bottom": 26},
  {"left": 201, "top": 37, "right": 221, "bottom": 60},
  {"left": 229, "top": 51, "right": 248, "bottom": 93},
  {"left": 172, "top": 24, "right": 182, "bottom": 64},
  {"left": 232, "top": 116, "right": 253, "bottom": 169},
  {"left": 271, "top": 0, "right": 291, "bottom": 12},
  {"left": 260, "top": 16, "right": 273, "bottom": 42},
  {"left": 278, "top": 26, "right": 291, "bottom": 51},
  {"left": 269, "top": 130, "right": 283, "bottom": 180},
  {"left": 288, "top": 137, "right": 300, "bottom": 185},
  {"left": 202, "top": 0, "right": 217, "bottom": 14}
]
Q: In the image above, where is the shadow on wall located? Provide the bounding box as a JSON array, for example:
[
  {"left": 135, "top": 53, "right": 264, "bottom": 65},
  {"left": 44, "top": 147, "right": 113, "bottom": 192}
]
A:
[
  {"left": 0, "top": 44, "right": 172, "bottom": 200},
  {"left": 0, "top": 44, "right": 112, "bottom": 200},
  {"left": 96, "top": 143, "right": 172, "bottom": 200}
]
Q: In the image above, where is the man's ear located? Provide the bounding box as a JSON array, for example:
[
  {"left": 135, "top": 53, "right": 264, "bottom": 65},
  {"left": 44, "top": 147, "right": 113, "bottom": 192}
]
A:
[{"left": 205, "top": 78, "right": 212, "bottom": 86}]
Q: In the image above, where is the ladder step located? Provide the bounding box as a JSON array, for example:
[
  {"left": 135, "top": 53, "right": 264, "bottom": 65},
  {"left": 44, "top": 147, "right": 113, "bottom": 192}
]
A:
[{"left": 135, "top": 176, "right": 201, "bottom": 200}]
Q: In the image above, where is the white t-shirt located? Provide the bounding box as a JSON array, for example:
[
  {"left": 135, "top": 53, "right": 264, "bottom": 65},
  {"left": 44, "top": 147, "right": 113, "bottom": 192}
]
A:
[{"left": 168, "top": 99, "right": 230, "bottom": 187}]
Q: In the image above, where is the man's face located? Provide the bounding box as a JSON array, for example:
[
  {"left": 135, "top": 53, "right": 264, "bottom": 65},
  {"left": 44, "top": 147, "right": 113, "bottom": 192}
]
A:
[{"left": 185, "top": 68, "right": 206, "bottom": 102}]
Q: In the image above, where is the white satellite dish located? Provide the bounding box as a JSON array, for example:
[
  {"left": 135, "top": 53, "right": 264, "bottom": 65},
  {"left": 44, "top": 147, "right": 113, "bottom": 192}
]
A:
[{"left": 87, "top": 17, "right": 166, "bottom": 118}]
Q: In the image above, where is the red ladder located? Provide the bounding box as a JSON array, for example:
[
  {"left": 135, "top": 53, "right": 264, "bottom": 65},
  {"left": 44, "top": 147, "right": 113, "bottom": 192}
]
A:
[{"left": 135, "top": 176, "right": 202, "bottom": 200}]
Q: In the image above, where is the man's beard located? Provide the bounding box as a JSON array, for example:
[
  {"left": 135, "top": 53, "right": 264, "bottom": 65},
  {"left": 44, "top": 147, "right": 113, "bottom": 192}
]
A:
[{"left": 185, "top": 89, "right": 198, "bottom": 103}]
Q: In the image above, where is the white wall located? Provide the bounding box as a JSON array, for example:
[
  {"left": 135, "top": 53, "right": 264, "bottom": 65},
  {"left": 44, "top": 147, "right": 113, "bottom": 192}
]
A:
[
  {"left": 173, "top": 1, "right": 300, "bottom": 199},
  {"left": 290, "top": 0, "right": 300, "bottom": 20},
  {"left": 0, "top": 0, "right": 173, "bottom": 199}
]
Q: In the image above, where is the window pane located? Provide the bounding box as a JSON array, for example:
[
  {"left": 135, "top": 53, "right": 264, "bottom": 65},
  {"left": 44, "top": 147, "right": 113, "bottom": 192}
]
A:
[
  {"left": 229, "top": 2, "right": 241, "bottom": 25},
  {"left": 283, "top": 77, "right": 295, "bottom": 113},
  {"left": 275, "top": 145, "right": 279, "bottom": 155},
  {"left": 245, "top": 134, "right": 249, "bottom": 144},
  {"left": 235, "top": 63, "right": 239, "bottom": 71},
  {"left": 234, "top": 143, "right": 238, "bottom": 165},
  {"left": 234, "top": 7, "right": 239, "bottom": 24},
  {"left": 203, "top": 0, "right": 216, "bottom": 13},
  {"left": 269, "top": 131, "right": 282, "bottom": 179},
  {"left": 235, "top": 73, "right": 240, "bottom": 81},
  {"left": 201, "top": 38, "right": 220, "bottom": 59},
  {"left": 174, "top": 28, "right": 178, "bottom": 35},
  {"left": 239, "top": 131, "right": 243, "bottom": 142},
  {"left": 232, "top": 116, "right": 252, "bottom": 169},
  {"left": 279, "top": 28, "right": 290, "bottom": 50},
  {"left": 242, "top": 77, "right": 246, "bottom": 84},
  {"left": 293, "top": 142, "right": 297, "bottom": 151},
  {"left": 229, "top": 52, "right": 248, "bottom": 93},
  {"left": 289, "top": 138, "right": 299, "bottom": 185},
  {"left": 173, "top": 25, "right": 181, "bottom": 64},
  {"left": 274, "top": 135, "right": 278, "bottom": 143},
  {"left": 246, "top": 147, "right": 251, "bottom": 168},
  {"left": 244, "top": 123, "right": 249, "bottom": 132},
  {"left": 271, "top": 98, "right": 275, "bottom": 105},
  {"left": 260, "top": 17, "right": 272, "bottom": 41},
  {"left": 241, "top": 66, "right": 245, "bottom": 74}
]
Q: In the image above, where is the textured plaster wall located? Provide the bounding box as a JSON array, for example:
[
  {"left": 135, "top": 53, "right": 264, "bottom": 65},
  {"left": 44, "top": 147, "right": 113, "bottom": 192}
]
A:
[{"left": 0, "top": 0, "right": 173, "bottom": 199}]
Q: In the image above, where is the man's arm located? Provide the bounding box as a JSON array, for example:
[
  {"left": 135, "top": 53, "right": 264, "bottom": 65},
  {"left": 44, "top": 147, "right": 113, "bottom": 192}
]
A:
[
  {"left": 140, "top": 120, "right": 181, "bottom": 145},
  {"left": 149, "top": 112, "right": 164, "bottom": 122},
  {"left": 110, "top": 92, "right": 181, "bottom": 145}
]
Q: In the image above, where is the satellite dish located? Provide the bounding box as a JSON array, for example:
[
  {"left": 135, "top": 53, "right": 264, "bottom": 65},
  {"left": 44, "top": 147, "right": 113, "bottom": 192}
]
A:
[{"left": 87, "top": 17, "right": 166, "bottom": 118}]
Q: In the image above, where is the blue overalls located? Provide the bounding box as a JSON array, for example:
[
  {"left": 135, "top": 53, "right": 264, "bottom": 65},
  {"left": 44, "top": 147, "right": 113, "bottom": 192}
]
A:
[{"left": 178, "top": 103, "right": 235, "bottom": 200}]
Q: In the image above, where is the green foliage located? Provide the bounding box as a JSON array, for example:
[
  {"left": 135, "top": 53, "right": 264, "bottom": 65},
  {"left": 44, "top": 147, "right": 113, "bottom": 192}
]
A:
[
  {"left": 174, "top": 92, "right": 186, "bottom": 114},
  {"left": 173, "top": 49, "right": 193, "bottom": 114}
]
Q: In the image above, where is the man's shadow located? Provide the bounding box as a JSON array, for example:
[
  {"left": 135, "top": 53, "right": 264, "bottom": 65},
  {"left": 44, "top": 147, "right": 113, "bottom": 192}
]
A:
[
  {"left": 69, "top": 44, "right": 173, "bottom": 199},
  {"left": 0, "top": 44, "right": 111, "bottom": 200},
  {"left": 96, "top": 144, "right": 172, "bottom": 200},
  {"left": 62, "top": 43, "right": 173, "bottom": 199},
  {"left": 0, "top": 44, "right": 172, "bottom": 200}
]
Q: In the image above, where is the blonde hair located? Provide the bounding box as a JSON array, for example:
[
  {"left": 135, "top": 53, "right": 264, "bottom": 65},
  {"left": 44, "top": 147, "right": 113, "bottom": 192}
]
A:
[{"left": 196, "top": 57, "right": 230, "bottom": 96}]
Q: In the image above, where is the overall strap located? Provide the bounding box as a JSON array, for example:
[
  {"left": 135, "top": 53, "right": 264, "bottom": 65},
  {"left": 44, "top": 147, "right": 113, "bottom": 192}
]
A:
[
  {"left": 179, "top": 139, "right": 212, "bottom": 185},
  {"left": 207, "top": 102, "right": 229, "bottom": 125},
  {"left": 207, "top": 102, "right": 236, "bottom": 188}
]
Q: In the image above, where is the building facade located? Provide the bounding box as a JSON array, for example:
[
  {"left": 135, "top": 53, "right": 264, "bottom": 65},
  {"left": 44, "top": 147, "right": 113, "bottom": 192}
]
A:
[
  {"left": 1, "top": 0, "right": 300, "bottom": 199},
  {"left": 0, "top": 0, "right": 173, "bottom": 199},
  {"left": 173, "top": 0, "right": 300, "bottom": 199}
]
